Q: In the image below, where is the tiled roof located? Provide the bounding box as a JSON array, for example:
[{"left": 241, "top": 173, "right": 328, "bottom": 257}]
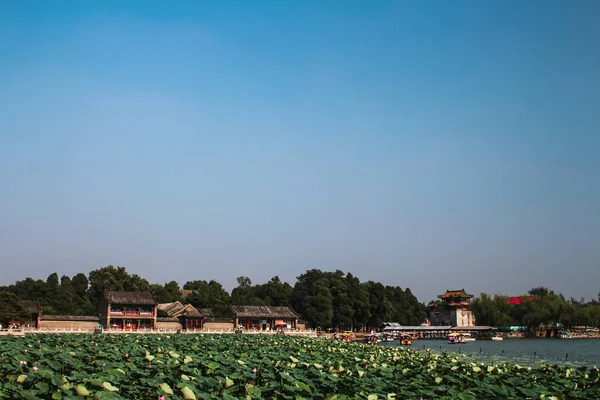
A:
[
  {"left": 229, "top": 306, "right": 299, "bottom": 319},
  {"left": 104, "top": 291, "right": 156, "bottom": 305},
  {"left": 178, "top": 307, "right": 204, "bottom": 318},
  {"left": 158, "top": 302, "right": 204, "bottom": 318},
  {"left": 438, "top": 289, "right": 473, "bottom": 299},
  {"left": 158, "top": 301, "right": 185, "bottom": 314},
  {"left": 180, "top": 290, "right": 196, "bottom": 299},
  {"left": 505, "top": 296, "right": 536, "bottom": 305},
  {"left": 20, "top": 300, "right": 41, "bottom": 314}
]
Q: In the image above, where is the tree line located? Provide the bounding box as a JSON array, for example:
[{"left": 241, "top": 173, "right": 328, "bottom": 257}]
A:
[
  {"left": 0, "top": 266, "right": 427, "bottom": 329},
  {"left": 471, "top": 287, "right": 600, "bottom": 330}
]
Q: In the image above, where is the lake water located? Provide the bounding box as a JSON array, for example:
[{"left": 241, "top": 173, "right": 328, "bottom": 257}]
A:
[{"left": 384, "top": 339, "right": 600, "bottom": 367}]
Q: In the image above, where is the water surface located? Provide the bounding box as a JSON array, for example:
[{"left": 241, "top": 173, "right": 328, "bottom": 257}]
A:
[{"left": 386, "top": 338, "right": 600, "bottom": 366}]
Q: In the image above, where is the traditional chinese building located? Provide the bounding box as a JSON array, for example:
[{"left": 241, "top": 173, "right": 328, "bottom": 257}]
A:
[
  {"left": 428, "top": 289, "right": 475, "bottom": 327},
  {"left": 226, "top": 306, "right": 299, "bottom": 331},
  {"left": 19, "top": 300, "right": 41, "bottom": 328},
  {"left": 505, "top": 296, "right": 536, "bottom": 305},
  {"left": 98, "top": 291, "right": 157, "bottom": 330},
  {"left": 157, "top": 301, "right": 205, "bottom": 330}
]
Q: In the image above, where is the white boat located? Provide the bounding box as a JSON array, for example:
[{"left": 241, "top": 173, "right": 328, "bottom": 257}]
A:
[
  {"left": 460, "top": 332, "right": 476, "bottom": 342},
  {"left": 491, "top": 336, "right": 503, "bottom": 341}
]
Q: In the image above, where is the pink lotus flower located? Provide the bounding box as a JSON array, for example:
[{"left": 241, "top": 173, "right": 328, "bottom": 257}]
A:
[
  {"left": 253, "top": 368, "right": 257, "bottom": 373},
  {"left": 32, "top": 366, "right": 38, "bottom": 371},
  {"left": 124, "top": 353, "right": 129, "bottom": 358},
  {"left": 24, "top": 349, "right": 27, "bottom": 353},
  {"left": 158, "top": 396, "right": 166, "bottom": 400},
  {"left": 20, "top": 360, "right": 27, "bottom": 365}
]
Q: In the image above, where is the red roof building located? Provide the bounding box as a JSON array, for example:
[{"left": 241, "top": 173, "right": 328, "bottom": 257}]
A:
[
  {"left": 429, "top": 289, "right": 475, "bottom": 327},
  {"left": 505, "top": 296, "right": 536, "bottom": 305},
  {"left": 437, "top": 289, "right": 474, "bottom": 308}
]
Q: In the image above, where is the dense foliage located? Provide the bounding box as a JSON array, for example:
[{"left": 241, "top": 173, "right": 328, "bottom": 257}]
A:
[
  {"left": 471, "top": 287, "right": 600, "bottom": 331},
  {"left": 0, "top": 292, "right": 31, "bottom": 326},
  {"left": 0, "top": 266, "right": 426, "bottom": 330},
  {"left": 1, "top": 334, "right": 599, "bottom": 399}
]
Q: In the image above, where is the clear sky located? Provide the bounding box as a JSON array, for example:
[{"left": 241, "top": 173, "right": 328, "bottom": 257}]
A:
[{"left": 1, "top": 1, "right": 598, "bottom": 303}]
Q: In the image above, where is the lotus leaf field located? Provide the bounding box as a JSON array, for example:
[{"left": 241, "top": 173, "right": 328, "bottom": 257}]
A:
[{"left": 1, "top": 334, "right": 599, "bottom": 399}]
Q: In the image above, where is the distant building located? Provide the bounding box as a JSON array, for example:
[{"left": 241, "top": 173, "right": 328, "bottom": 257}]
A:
[
  {"left": 428, "top": 289, "right": 475, "bottom": 327},
  {"left": 179, "top": 289, "right": 196, "bottom": 300},
  {"left": 157, "top": 301, "right": 205, "bottom": 330},
  {"left": 19, "top": 300, "right": 41, "bottom": 328},
  {"left": 98, "top": 291, "right": 157, "bottom": 330},
  {"left": 380, "top": 322, "right": 403, "bottom": 332},
  {"left": 505, "top": 296, "right": 536, "bottom": 305},
  {"left": 226, "top": 306, "right": 299, "bottom": 330}
]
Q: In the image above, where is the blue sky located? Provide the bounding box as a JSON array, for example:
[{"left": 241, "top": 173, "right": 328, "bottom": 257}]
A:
[{"left": 1, "top": 1, "right": 599, "bottom": 302}]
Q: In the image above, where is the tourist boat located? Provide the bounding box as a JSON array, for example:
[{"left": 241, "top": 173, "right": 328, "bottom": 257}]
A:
[
  {"left": 448, "top": 334, "right": 466, "bottom": 344},
  {"left": 460, "top": 332, "right": 476, "bottom": 342},
  {"left": 399, "top": 334, "right": 412, "bottom": 345},
  {"left": 363, "top": 334, "right": 378, "bottom": 344},
  {"left": 381, "top": 333, "right": 395, "bottom": 342},
  {"left": 337, "top": 332, "right": 357, "bottom": 342},
  {"left": 491, "top": 335, "right": 504, "bottom": 341},
  {"left": 558, "top": 332, "right": 573, "bottom": 339}
]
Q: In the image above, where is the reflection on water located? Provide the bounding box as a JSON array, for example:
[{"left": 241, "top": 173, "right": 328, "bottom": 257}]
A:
[{"left": 383, "top": 338, "right": 600, "bottom": 367}]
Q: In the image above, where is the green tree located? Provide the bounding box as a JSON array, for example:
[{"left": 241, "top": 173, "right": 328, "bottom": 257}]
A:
[
  {"left": 72, "top": 273, "right": 89, "bottom": 299},
  {"left": 88, "top": 266, "right": 150, "bottom": 304},
  {"left": 528, "top": 287, "right": 552, "bottom": 297},
  {"left": 184, "top": 280, "right": 230, "bottom": 316},
  {"left": 522, "top": 292, "right": 564, "bottom": 332},
  {"left": 291, "top": 269, "right": 355, "bottom": 329},
  {"left": 0, "top": 291, "right": 31, "bottom": 326},
  {"left": 346, "top": 273, "right": 370, "bottom": 329},
  {"left": 150, "top": 281, "right": 182, "bottom": 304},
  {"left": 236, "top": 276, "right": 252, "bottom": 289},
  {"left": 301, "top": 295, "right": 334, "bottom": 328},
  {"left": 254, "top": 276, "right": 293, "bottom": 307},
  {"left": 71, "top": 273, "right": 94, "bottom": 315},
  {"left": 53, "top": 275, "right": 77, "bottom": 315},
  {"left": 472, "top": 293, "right": 498, "bottom": 326},
  {"left": 231, "top": 276, "right": 260, "bottom": 305},
  {"left": 363, "top": 281, "right": 392, "bottom": 328},
  {"left": 11, "top": 278, "right": 47, "bottom": 301},
  {"left": 329, "top": 273, "right": 352, "bottom": 328},
  {"left": 386, "top": 286, "right": 427, "bottom": 326}
]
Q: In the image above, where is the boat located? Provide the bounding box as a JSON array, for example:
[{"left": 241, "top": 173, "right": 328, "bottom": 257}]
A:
[
  {"left": 337, "top": 332, "right": 357, "bottom": 342},
  {"left": 382, "top": 333, "right": 395, "bottom": 342},
  {"left": 448, "top": 334, "right": 465, "bottom": 344},
  {"left": 363, "top": 334, "right": 381, "bottom": 344},
  {"left": 460, "top": 332, "right": 476, "bottom": 342},
  {"left": 491, "top": 335, "right": 504, "bottom": 341},
  {"left": 399, "top": 334, "right": 412, "bottom": 345},
  {"left": 558, "top": 332, "right": 573, "bottom": 339}
]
